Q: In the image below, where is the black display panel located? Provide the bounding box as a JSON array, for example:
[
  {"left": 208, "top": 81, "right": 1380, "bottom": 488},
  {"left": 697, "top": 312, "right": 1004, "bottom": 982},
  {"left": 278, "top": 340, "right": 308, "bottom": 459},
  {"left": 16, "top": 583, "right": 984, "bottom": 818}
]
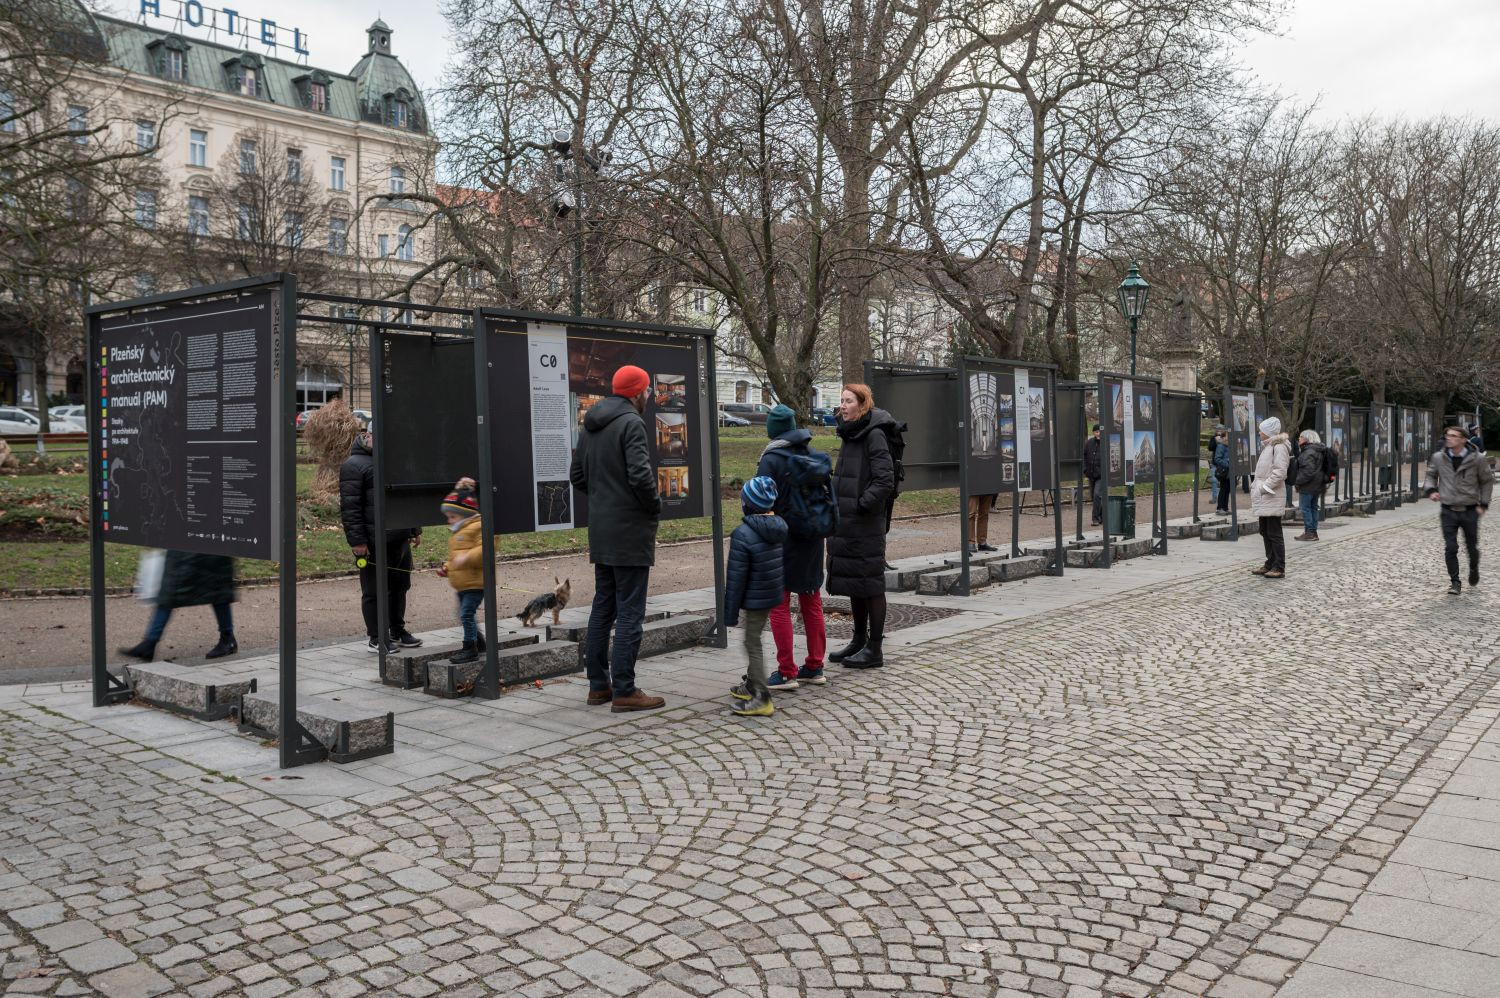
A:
[
  {"left": 377, "top": 336, "right": 478, "bottom": 530},
  {"left": 1225, "top": 387, "right": 1269, "bottom": 476},
  {"left": 1370, "top": 402, "right": 1396, "bottom": 468},
  {"left": 1100, "top": 375, "right": 1162, "bottom": 486},
  {"left": 1056, "top": 384, "right": 1087, "bottom": 479},
  {"left": 1318, "top": 399, "right": 1351, "bottom": 469},
  {"left": 487, "top": 318, "right": 711, "bottom": 534},
  {"left": 95, "top": 289, "right": 279, "bottom": 559},
  {"left": 865, "top": 366, "right": 960, "bottom": 492},
  {"left": 964, "top": 360, "right": 1053, "bottom": 494},
  {"left": 1161, "top": 390, "right": 1201, "bottom": 476}
]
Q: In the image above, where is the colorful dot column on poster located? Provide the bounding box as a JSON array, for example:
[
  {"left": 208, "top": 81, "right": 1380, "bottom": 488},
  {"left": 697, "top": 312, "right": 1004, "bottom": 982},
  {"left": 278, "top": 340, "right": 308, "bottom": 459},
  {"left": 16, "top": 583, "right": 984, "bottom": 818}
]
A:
[{"left": 100, "top": 343, "right": 109, "bottom": 532}]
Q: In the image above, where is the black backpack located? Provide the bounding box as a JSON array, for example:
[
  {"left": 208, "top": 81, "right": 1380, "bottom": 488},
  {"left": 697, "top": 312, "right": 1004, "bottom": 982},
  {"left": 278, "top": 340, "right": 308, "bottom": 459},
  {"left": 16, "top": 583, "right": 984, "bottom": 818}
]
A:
[
  {"left": 882, "top": 420, "right": 908, "bottom": 494},
  {"left": 1321, "top": 444, "right": 1339, "bottom": 482},
  {"left": 778, "top": 449, "right": 837, "bottom": 539}
]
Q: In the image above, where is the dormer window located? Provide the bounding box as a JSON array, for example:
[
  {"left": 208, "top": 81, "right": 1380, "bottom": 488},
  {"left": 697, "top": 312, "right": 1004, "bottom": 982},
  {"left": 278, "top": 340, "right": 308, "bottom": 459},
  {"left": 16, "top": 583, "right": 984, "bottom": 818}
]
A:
[
  {"left": 384, "top": 88, "right": 416, "bottom": 130},
  {"left": 224, "top": 53, "right": 264, "bottom": 99},
  {"left": 148, "top": 35, "right": 189, "bottom": 82},
  {"left": 392, "top": 100, "right": 408, "bottom": 128},
  {"left": 293, "top": 70, "right": 333, "bottom": 114}
]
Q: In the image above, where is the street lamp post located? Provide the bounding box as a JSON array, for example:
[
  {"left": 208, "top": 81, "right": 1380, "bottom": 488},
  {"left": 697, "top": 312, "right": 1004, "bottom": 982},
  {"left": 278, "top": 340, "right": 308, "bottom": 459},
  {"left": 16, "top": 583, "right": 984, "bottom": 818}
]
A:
[
  {"left": 549, "top": 129, "right": 610, "bottom": 317},
  {"left": 1116, "top": 263, "right": 1150, "bottom": 531}
]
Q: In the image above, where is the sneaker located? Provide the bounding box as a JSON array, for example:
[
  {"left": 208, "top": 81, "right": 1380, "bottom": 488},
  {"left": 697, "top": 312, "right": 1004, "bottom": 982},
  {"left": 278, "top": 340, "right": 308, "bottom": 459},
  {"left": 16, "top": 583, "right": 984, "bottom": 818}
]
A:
[
  {"left": 730, "top": 691, "right": 774, "bottom": 717},
  {"left": 367, "top": 637, "right": 399, "bottom": 654},
  {"left": 796, "top": 666, "right": 827, "bottom": 685},
  {"left": 767, "top": 673, "right": 800, "bottom": 692},
  {"left": 977, "top": 543, "right": 998, "bottom": 552},
  {"left": 391, "top": 629, "right": 423, "bottom": 648},
  {"left": 730, "top": 675, "right": 752, "bottom": 700},
  {"left": 1470, "top": 568, "right": 1480, "bottom": 587},
  {"left": 1448, "top": 580, "right": 1463, "bottom": 595}
]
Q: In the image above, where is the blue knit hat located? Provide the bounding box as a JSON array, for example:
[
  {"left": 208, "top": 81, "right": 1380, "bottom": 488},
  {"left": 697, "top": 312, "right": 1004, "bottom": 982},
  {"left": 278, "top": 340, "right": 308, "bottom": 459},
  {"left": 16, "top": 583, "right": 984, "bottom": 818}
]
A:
[
  {"left": 741, "top": 475, "right": 777, "bottom": 511},
  {"left": 765, "top": 404, "right": 796, "bottom": 438}
]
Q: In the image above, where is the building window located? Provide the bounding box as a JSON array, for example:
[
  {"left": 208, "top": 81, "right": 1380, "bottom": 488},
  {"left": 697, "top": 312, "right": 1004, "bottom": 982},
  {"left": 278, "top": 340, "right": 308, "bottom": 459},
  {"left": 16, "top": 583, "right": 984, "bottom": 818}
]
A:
[
  {"left": 239, "top": 139, "right": 257, "bottom": 174},
  {"left": 240, "top": 66, "right": 258, "bottom": 97},
  {"left": 284, "top": 211, "right": 304, "bottom": 248},
  {"left": 328, "top": 217, "right": 348, "bottom": 255},
  {"left": 1, "top": 90, "right": 16, "bottom": 134},
  {"left": 396, "top": 224, "right": 414, "bottom": 261},
  {"left": 295, "top": 366, "right": 342, "bottom": 412},
  {"left": 135, "top": 273, "right": 156, "bottom": 297},
  {"left": 392, "top": 100, "right": 409, "bottom": 128},
  {"left": 237, "top": 203, "right": 255, "bottom": 241},
  {"left": 135, "top": 120, "right": 155, "bottom": 154},
  {"left": 330, "top": 156, "right": 346, "bottom": 191},
  {"left": 389, "top": 166, "right": 405, "bottom": 194},
  {"left": 377, "top": 233, "right": 390, "bottom": 258},
  {"left": 189, "top": 128, "right": 207, "bottom": 167},
  {"left": 0, "top": 167, "right": 15, "bottom": 207},
  {"left": 693, "top": 288, "right": 707, "bottom": 313},
  {"left": 64, "top": 177, "right": 86, "bottom": 218},
  {"left": 286, "top": 148, "right": 302, "bottom": 183},
  {"left": 67, "top": 105, "right": 87, "bottom": 144},
  {"left": 163, "top": 47, "right": 185, "bottom": 81},
  {"left": 188, "top": 195, "right": 209, "bottom": 236},
  {"left": 309, "top": 82, "right": 327, "bottom": 112},
  {"left": 134, "top": 189, "right": 157, "bottom": 229}
]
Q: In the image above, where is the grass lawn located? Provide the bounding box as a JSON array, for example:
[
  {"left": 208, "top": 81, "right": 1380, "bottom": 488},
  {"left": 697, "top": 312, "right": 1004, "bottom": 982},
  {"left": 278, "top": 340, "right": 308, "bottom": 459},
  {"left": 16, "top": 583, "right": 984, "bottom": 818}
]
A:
[{"left": 0, "top": 428, "right": 1207, "bottom": 591}]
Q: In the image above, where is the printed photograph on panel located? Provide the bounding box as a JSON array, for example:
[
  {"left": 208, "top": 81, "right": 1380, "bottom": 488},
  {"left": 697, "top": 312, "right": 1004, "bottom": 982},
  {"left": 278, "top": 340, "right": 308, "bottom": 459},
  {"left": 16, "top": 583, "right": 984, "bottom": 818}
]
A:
[
  {"left": 653, "top": 373, "right": 686, "bottom": 409},
  {"left": 657, "top": 465, "right": 690, "bottom": 500},
  {"left": 1028, "top": 386, "right": 1046, "bottom": 438},
  {"left": 1135, "top": 389, "right": 1156, "bottom": 429},
  {"left": 968, "top": 373, "right": 997, "bottom": 457},
  {"left": 999, "top": 392, "right": 1014, "bottom": 415},
  {"left": 1108, "top": 433, "right": 1123, "bottom": 474},
  {"left": 655, "top": 412, "right": 688, "bottom": 459},
  {"left": 1133, "top": 431, "right": 1157, "bottom": 480}
]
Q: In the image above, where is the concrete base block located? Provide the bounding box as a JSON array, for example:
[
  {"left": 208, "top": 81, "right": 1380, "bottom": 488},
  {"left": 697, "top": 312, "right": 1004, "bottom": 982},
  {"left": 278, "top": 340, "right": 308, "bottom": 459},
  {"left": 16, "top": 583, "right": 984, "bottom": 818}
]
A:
[
  {"left": 1165, "top": 517, "right": 1222, "bottom": 539},
  {"left": 426, "top": 640, "right": 584, "bottom": 696},
  {"left": 885, "top": 557, "right": 949, "bottom": 592},
  {"left": 547, "top": 610, "right": 668, "bottom": 644},
  {"left": 915, "top": 567, "right": 993, "bottom": 595},
  {"left": 1065, "top": 545, "right": 1104, "bottom": 568},
  {"left": 941, "top": 550, "right": 1011, "bottom": 570},
  {"left": 126, "top": 662, "right": 256, "bottom": 722},
  {"left": 238, "top": 692, "right": 394, "bottom": 763},
  {"left": 381, "top": 633, "right": 540, "bottom": 689},
  {"left": 988, "top": 555, "right": 1046, "bottom": 582}
]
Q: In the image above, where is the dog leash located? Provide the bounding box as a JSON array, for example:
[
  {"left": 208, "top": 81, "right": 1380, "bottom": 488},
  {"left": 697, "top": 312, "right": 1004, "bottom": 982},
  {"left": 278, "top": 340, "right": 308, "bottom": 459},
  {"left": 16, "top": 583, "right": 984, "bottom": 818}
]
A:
[{"left": 353, "top": 556, "right": 540, "bottom": 595}]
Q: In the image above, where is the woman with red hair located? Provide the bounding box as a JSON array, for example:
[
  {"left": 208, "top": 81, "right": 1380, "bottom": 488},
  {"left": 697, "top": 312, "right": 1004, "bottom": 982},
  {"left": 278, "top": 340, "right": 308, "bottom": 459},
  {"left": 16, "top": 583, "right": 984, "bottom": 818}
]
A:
[{"left": 827, "top": 383, "right": 897, "bottom": 668}]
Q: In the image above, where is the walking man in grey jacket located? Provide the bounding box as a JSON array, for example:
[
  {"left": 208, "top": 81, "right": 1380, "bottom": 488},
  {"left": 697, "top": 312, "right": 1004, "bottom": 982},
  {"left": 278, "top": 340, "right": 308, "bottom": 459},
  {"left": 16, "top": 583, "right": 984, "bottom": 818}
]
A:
[
  {"left": 570, "top": 365, "right": 666, "bottom": 712},
  {"left": 1426, "top": 425, "right": 1494, "bottom": 595}
]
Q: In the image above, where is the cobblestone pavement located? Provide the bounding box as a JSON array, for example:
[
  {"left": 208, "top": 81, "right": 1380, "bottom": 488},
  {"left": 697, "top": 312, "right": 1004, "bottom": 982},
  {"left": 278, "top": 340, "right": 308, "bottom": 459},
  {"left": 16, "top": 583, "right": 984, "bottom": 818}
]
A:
[{"left": 2, "top": 507, "right": 1499, "bottom": 997}]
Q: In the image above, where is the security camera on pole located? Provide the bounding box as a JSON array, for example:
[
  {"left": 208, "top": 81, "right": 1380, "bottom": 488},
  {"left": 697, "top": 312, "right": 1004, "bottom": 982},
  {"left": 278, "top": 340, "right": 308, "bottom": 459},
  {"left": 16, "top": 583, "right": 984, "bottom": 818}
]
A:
[{"left": 548, "top": 128, "right": 610, "bottom": 316}]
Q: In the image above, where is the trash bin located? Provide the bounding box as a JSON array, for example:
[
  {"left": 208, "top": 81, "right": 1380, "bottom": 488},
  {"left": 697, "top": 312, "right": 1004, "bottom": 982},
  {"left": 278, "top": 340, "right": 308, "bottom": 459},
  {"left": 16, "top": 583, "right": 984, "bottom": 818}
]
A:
[{"left": 1107, "top": 495, "right": 1136, "bottom": 539}]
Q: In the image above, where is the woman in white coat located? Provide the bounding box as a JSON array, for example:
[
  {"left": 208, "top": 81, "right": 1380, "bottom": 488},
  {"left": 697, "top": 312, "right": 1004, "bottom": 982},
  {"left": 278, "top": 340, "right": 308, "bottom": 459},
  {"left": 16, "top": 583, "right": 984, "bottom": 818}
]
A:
[{"left": 1250, "top": 417, "right": 1293, "bottom": 578}]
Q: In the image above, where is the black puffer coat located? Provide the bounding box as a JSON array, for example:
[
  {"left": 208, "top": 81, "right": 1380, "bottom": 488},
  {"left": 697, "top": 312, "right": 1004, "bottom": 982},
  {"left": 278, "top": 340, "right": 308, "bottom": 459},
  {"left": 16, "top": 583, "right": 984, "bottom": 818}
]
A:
[
  {"left": 725, "top": 512, "right": 788, "bottom": 626},
  {"left": 1083, "top": 434, "right": 1102, "bottom": 481},
  {"left": 339, "top": 436, "right": 421, "bottom": 548},
  {"left": 569, "top": 395, "right": 661, "bottom": 567},
  {"left": 1293, "top": 441, "right": 1328, "bottom": 494},
  {"left": 755, "top": 429, "right": 827, "bottom": 594},
  {"left": 827, "top": 408, "right": 897, "bottom": 598},
  {"left": 157, "top": 551, "right": 235, "bottom": 609}
]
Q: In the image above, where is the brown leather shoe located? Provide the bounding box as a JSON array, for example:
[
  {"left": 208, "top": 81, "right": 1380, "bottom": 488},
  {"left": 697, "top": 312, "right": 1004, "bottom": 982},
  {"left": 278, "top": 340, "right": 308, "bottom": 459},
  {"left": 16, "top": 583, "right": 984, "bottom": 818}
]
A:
[
  {"left": 1293, "top": 532, "right": 1311, "bottom": 541},
  {"left": 1250, "top": 566, "right": 1269, "bottom": 576},
  {"left": 1264, "top": 570, "right": 1284, "bottom": 578},
  {"left": 610, "top": 690, "right": 665, "bottom": 713},
  {"left": 587, "top": 689, "right": 612, "bottom": 706}
]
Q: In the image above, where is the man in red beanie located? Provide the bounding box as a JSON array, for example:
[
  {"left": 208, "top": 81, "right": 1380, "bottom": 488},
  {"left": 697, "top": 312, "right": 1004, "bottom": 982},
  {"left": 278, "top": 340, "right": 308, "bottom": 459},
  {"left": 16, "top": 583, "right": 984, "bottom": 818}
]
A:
[{"left": 569, "top": 365, "right": 665, "bottom": 712}]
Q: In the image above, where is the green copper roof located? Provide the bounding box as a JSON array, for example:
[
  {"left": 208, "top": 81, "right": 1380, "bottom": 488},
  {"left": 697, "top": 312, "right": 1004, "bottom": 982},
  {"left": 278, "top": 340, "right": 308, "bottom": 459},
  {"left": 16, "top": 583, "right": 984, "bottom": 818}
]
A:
[{"left": 91, "top": 13, "right": 427, "bottom": 133}]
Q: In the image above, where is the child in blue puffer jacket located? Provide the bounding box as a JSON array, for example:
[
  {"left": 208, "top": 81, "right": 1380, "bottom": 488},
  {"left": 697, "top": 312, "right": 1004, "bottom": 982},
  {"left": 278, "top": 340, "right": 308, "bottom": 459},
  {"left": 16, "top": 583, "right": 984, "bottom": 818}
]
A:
[{"left": 726, "top": 476, "right": 788, "bottom": 717}]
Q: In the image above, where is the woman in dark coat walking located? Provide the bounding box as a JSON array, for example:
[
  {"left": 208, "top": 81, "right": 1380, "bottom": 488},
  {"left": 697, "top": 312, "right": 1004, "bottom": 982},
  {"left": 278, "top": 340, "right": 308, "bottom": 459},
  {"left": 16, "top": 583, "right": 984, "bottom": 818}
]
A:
[
  {"left": 120, "top": 550, "right": 237, "bottom": 661},
  {"left": 827, "top": 383, "right": 896, "bottom": 669}
]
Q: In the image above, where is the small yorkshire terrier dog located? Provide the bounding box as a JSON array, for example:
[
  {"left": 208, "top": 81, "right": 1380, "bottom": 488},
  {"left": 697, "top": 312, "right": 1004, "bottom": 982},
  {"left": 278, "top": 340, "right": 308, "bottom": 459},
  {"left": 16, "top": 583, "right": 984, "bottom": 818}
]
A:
[{"left": 518, "top": 576, "right": 571, "bottom": 627}]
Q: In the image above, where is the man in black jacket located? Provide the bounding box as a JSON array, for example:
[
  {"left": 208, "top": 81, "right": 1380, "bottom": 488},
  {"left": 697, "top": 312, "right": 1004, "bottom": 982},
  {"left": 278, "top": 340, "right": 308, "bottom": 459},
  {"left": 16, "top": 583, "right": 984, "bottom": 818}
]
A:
[
  {"left": 340, "top": 431, "right": 422, "bottom": 653},
  {"left": 1083, "top": 424, "right": 1104, "bottom": 524},
  {"left": 570, "top": 366, "right": 665, "bottom": 713}
]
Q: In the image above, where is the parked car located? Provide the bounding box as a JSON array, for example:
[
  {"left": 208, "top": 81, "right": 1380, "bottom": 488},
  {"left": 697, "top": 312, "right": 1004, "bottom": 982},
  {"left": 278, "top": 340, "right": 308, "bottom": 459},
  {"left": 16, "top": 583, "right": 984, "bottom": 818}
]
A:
[
  {"left": 46, "top": 405, "right": 87, "bottom": 431},
  {"left": 352, "top": 409, "right": 373, "bottom": 429},
  {"left": 811, "top": 407, "right": 837, "bottom": 426},
  {"left": 0, "top": 406, "right": 42, "bottom": 435},
  {"left": 717, "top": 409, "right": 751, "bottom": 427},
  {"left": 720, "top": 402, "right": 772, "bottom": 424},
  {"left": 295, "top": 409, "right": 313, "bottom": 431}
]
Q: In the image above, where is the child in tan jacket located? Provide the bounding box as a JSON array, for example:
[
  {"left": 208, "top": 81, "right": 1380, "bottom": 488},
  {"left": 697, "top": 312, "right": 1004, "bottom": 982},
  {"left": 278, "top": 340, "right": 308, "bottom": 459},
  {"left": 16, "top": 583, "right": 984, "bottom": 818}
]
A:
[{"left": 437, "top": 478, "right": 485, "bottom": 663}]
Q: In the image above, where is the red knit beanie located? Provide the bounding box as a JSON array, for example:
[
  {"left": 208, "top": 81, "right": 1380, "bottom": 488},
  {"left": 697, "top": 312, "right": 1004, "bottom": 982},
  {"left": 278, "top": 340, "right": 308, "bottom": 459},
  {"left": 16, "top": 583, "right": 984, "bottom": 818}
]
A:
[{"left": 612, "top": 365, "right": 650, "bottom": 398}]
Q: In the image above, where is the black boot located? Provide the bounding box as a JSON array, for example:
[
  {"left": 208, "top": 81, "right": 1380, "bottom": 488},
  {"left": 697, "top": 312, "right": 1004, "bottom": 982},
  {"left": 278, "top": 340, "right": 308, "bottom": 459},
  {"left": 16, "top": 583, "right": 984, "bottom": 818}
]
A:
[
  {"left": 842, "top": 638, "right": 884, "bottom": 669},
  {"left": 829, "top": 631, "right": 867, "bottom": 663},
  {"left": 449, "top": 641, "right": 478, "bottom": 664},
  {"left": 476, "top": 631, "right": 486, "bottom": 652},
  {"left": 205, "top": 633, "right": 238, "bottom": 659},
  {"left": 118, "top": 639, "right": 157, "bottom": 661}
]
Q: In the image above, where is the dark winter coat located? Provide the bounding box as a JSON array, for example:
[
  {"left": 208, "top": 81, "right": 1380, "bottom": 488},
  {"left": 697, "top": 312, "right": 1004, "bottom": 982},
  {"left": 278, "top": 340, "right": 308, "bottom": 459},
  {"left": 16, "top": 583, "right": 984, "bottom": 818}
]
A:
[
  {"left": 157, "top": 550, "right": 235, "bottom": 609},
  {"left": 1293, "top": 441, "right": 1328, "bottom": 495},
  {"left": 570, "top": 395, "right": 661, "bottom": 567},
  {"left": 827, "top": 408, "right": 897, "bottom": 598},
  {"left": 1211, "top": 438, "right": 1231, "bottom": 478},
  {"left": 755, "top": 429, "right": 826, "bottom": 594},
  {"left": 725, "top": 512, "right": 788, "bottom": 626},
  {"left": 339, "top": 437, "right": 421, "bottom": 549},
  {"left": 1083, "top": 434, "right": 1102, "bottom": 481}
]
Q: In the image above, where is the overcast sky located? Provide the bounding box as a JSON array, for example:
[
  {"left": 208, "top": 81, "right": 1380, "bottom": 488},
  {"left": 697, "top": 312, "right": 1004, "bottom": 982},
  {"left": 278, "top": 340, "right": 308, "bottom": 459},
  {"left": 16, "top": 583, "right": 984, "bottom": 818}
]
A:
[{"left": 107, "top": 0, "right": 1500, "bottom": 124}]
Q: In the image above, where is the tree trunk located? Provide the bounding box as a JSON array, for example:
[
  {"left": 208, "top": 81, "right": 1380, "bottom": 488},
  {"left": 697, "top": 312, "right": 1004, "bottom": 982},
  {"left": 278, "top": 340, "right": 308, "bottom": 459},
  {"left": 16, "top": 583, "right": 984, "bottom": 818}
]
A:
[{"left": 837, "top": 166, "right": 872, "bottom": 385}]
